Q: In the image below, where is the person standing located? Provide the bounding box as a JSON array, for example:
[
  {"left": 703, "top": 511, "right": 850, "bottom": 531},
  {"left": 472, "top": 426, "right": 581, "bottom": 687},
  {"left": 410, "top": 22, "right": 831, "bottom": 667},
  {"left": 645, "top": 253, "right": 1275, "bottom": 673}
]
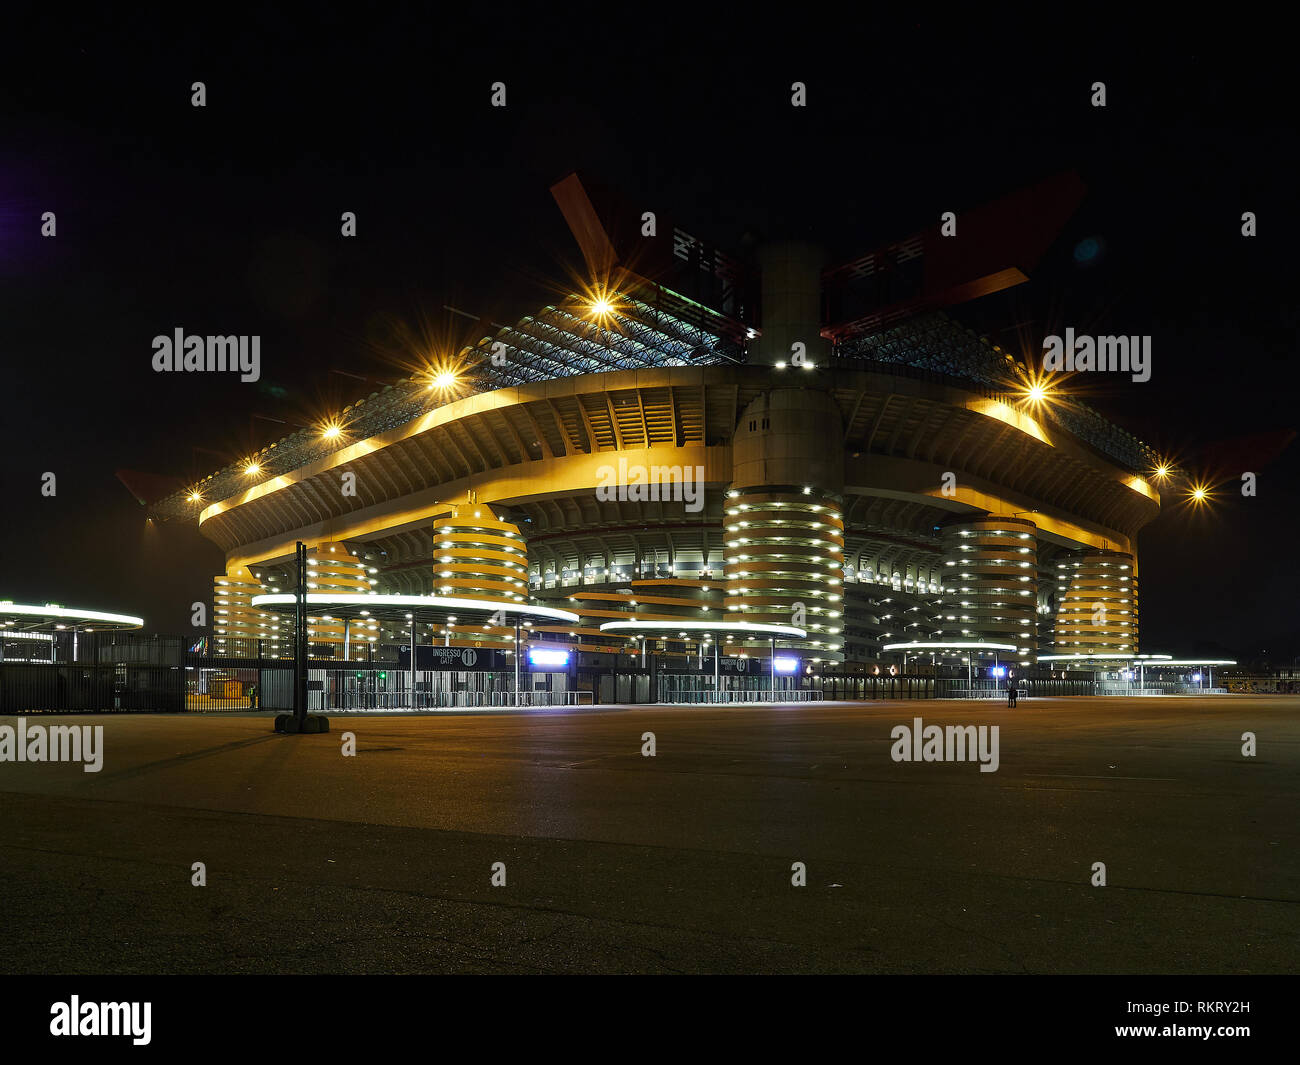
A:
[{"left": 1006, "top": 671, "right": 1018, "bottom": 708}]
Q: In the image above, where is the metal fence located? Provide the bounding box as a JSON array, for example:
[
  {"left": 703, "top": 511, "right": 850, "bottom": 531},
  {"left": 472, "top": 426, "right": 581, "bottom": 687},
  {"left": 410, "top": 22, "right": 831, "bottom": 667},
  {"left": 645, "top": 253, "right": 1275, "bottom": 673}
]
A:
[
  {"left": 942, "top": 687, "right": 1027, "bottom": 700},
  {"left": 2, "top": 627, "right": 1233, "bottom": 714},
  {"left": 655, "top": 673, "right": 1101, "bottom": 702},
  {"left": 938, "top": 677, "right": 1097, "bottom": 698},
  {"left": 0, "top": 662, "right": 185, "bottom": 713},
  {"left": 0, "top": 633, "right": 298, "bottom": 713},
  {"left": 663, "top": 689, "right": 825, "bottom": 705},
  {"left": 328, "top": 690, "right": 594, "bottom": 710}
]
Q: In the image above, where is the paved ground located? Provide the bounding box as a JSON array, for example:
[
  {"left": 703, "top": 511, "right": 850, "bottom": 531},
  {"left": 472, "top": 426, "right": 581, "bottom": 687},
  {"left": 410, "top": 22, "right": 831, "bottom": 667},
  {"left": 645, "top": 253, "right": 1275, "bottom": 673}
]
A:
[{"left": 1, "top": 696, "right": 1296, "bottom": 974}]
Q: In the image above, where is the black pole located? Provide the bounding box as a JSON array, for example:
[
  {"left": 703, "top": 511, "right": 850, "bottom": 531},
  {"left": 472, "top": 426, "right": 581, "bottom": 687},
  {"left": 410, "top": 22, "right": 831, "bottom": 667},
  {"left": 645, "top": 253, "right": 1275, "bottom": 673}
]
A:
[{"left": 294, "top": 541, "right": 308, "bottom": 727}]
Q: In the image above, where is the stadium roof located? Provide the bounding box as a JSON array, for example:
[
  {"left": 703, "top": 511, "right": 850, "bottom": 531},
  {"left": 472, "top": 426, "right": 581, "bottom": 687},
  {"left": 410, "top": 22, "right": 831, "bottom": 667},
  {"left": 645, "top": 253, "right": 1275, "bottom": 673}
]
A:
[
  {"left": 149, "top": 303, "right": 1158, "bottom": 522},
  {"left": 250, "top": 593, "right": 579, "bottom": 626},
  {"left": 148, "top": 287, "right": 743, "bottom": 521},
  {"left": 837, "top": 313, "right": 1160, "bottom": 473}
]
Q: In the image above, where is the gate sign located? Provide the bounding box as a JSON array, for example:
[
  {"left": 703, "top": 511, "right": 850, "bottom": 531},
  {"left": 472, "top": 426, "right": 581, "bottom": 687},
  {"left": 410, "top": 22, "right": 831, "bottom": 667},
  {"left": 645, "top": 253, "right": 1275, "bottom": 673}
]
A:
[
  {"left": 666, "top": 657, "right": 778, "bottom": 675},
  {"left": 398, "top": 646, "right": 511, "bottom": 672}
]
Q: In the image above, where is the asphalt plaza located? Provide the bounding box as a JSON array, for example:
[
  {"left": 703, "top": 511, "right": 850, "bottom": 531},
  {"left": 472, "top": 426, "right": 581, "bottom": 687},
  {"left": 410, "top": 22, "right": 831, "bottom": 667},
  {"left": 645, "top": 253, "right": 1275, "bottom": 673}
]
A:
[{"left": 0, "top": 696, "right": 1295, "bottom": 974}]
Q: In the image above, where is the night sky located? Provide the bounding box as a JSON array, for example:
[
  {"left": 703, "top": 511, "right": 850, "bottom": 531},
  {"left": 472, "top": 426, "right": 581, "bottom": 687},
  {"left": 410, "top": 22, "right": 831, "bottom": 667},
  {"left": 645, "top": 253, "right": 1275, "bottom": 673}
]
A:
[{"left": 3, "top": 13, "right": 1296, "bottom": 660}]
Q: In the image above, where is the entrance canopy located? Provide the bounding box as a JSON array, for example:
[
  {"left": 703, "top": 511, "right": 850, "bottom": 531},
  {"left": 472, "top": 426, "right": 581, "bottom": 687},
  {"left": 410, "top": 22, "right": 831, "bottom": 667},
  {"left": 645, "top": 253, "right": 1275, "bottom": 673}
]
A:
[
  {"left": 598, "top": 620, "right": 806, "bottom": 640},
  {"left": 1137, "top": 658, "right": 1236, "bottom": 667},
  {"left": 250, "top": 592, "right": 578, "bottom": 626},
  {"left": 883, "top": 641, "right": 1017, "bottom": 655},
  {"left": 0, "top": 601, "right": 144, "bottom": 632},
  {"left": 1038, "top": 653, "right": 1173, "bottom": 663}
]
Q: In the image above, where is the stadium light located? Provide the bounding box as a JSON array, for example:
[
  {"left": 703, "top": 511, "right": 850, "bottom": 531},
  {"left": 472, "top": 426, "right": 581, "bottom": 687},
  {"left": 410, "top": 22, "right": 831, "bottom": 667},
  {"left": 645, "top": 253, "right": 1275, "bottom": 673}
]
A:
[{"left": 1016, "top": 368, "right": 1059, "bottom": 408}]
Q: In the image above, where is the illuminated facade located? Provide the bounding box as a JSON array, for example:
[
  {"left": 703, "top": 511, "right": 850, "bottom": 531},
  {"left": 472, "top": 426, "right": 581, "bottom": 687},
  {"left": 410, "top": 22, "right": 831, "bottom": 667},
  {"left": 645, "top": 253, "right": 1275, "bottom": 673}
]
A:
[
  {"left": 940, "top": 518, "right": 1038, "bottom": 658},
  {"left": 161, "top": 174, "right": 1162, "bottom": 673},
  {"left": 429, "top": 502, "right": 529, "bottom": 648},
  {"left": 304, "top": 543, "right": 375, "bottom": 651},
  {"left": 212, "top": 566, "right": 268, "bottom": 652},
  {"left": 1049, "top": 551, "right": 1139, "bottom": 655}
]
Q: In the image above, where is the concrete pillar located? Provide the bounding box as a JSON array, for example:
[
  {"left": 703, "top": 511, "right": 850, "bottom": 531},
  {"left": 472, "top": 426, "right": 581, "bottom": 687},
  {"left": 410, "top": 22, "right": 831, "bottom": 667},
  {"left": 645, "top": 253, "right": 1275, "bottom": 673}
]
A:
[
  {"left": 727, "top": 389, "right": 845, "bottom": 663},
  {"left": 751, "top": 242, "right": 830, "bottom": 368}
]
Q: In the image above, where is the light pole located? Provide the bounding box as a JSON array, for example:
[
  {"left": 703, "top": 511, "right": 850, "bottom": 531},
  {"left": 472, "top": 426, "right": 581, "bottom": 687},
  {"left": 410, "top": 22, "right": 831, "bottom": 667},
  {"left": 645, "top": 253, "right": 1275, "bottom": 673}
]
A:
[
  {"left": 295, "top": 542, "right": 308, "bottom": 725},
  {"left": 409, "top": 616, "right": 417, "bottom": 709},
  {"left": 515, "top": 618, "right": 522, "bottom": 706},
  {"left": 713, "top": 638, "right": 720, "bottom": 700},
  {"left": 770, "top": 636, "right": 776, "bottom": 696}
]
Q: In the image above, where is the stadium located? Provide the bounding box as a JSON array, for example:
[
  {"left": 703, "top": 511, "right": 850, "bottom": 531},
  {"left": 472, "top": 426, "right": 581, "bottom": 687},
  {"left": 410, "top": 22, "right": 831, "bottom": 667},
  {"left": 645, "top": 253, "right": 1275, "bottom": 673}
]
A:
[{"left": 141, "top": 172, "right": 1170, "bottom": 708}]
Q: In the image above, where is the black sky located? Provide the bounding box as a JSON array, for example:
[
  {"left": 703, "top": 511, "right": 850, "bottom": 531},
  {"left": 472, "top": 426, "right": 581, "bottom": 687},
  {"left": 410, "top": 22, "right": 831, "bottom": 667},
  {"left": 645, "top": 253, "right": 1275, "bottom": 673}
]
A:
[{"left": 3, "top": 11, "right": 1296, "bottom": 660}]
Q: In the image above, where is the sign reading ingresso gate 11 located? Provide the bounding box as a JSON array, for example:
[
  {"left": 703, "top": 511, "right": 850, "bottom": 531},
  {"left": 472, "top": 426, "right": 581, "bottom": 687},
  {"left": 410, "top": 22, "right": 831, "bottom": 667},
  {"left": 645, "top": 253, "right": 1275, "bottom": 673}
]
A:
[{"left": 397, "top": 646, "right": 513, "bottom": 672}]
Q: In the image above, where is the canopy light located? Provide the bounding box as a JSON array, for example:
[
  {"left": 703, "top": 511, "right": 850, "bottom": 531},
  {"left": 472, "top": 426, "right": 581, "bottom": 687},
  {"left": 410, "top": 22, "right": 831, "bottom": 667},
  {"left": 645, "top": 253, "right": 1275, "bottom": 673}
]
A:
[
  {"left": 250, "top": 592, "right": 578, "bottom": 625},
  {"left": 0, "top": 603, "right": 144, "bottom": 628},
  {"left": 883, "top": 641, "right": 1017, "bottom": 653},
  {"left": 599, "top": 619, "right": 806, "bottom": 638}
]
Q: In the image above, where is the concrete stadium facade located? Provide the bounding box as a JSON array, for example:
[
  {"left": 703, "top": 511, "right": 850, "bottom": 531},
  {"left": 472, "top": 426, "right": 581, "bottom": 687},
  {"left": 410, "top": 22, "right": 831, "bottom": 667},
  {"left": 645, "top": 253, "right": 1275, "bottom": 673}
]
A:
[
  {"left": 156, "top": 177, "right": 1163, "bottom": 680},
  {"left": 185, "top": 336, "right": 1159, "bottom": 671}
]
